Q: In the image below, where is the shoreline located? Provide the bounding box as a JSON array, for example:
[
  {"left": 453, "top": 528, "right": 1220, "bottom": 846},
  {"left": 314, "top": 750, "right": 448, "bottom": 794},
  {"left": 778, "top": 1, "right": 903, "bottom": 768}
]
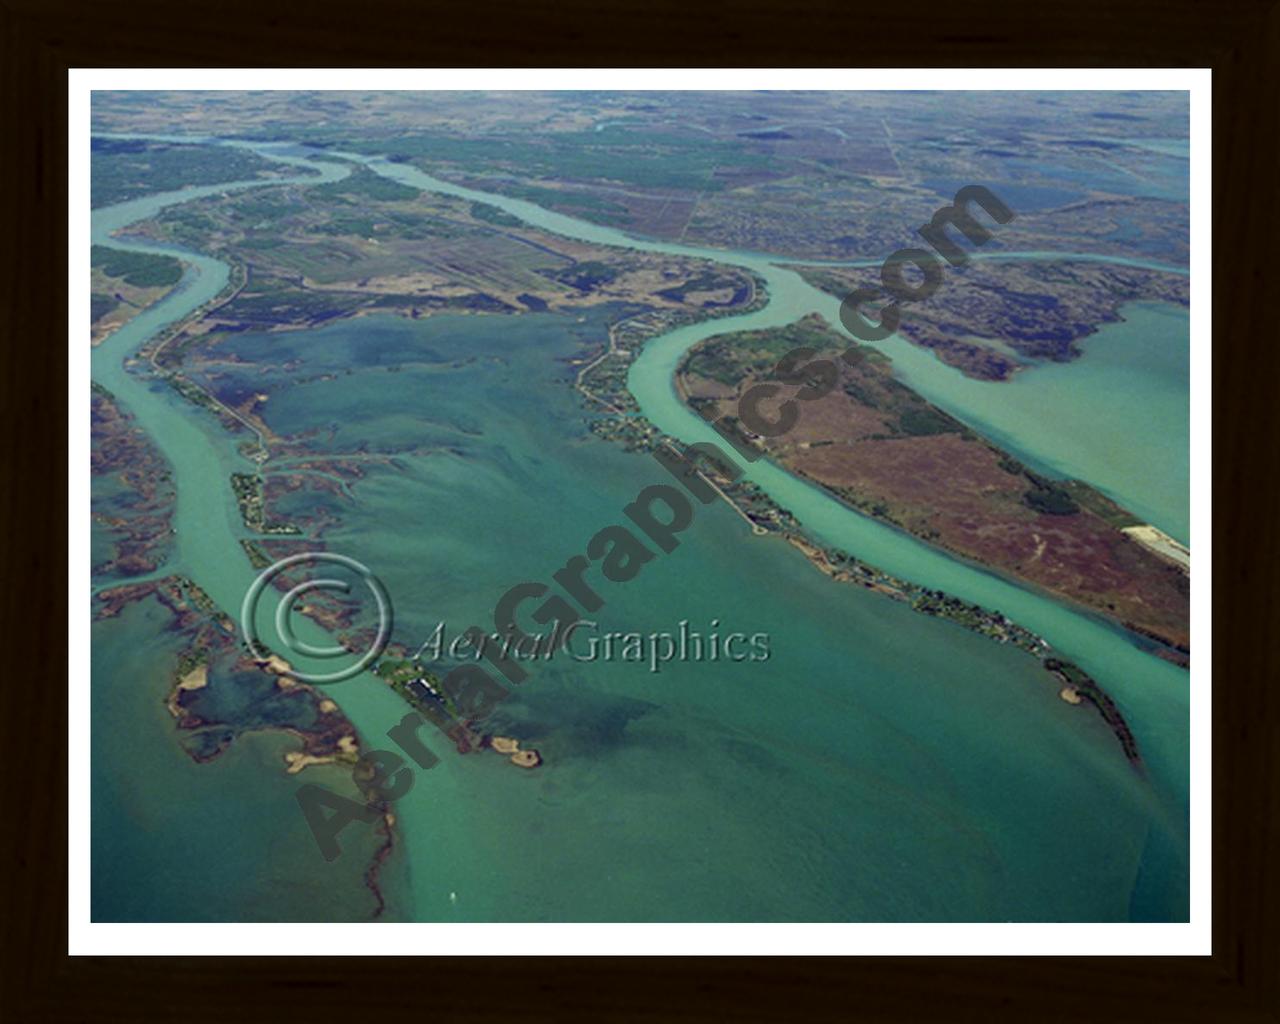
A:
[{"left": 575, "top": 311, "right": 1147, "bottom": 766}]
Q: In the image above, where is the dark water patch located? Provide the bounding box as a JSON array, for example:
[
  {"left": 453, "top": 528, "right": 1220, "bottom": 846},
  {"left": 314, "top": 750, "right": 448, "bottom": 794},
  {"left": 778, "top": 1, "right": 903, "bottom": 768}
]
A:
[
  {"left": 922, "top": 178, "right": 1085, "bottom": 213},
  {"left": 1053, "top": 139, "right": 1125, "bottom": 151},
  {"left": 178, "top": 668, "right": 323, "bottom": 738},
  {"left": 92, "top": 600, "right": 405, "bottom": 921},
  {"left": 485, "top": 684, "right": 660, "bottom": 760}
]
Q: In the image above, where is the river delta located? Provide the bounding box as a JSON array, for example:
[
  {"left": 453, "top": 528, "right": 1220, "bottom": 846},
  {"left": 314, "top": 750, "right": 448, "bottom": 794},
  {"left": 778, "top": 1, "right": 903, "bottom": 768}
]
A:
[{"left": 89, "top": 99, "right": 1191, "bottom": 923}]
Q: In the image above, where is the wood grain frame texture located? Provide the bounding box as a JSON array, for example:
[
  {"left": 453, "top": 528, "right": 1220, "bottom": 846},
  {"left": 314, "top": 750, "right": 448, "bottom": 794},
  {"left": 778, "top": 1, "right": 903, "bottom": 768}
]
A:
[{"left": 1, "top": 2, "right": 1275, "bottom": 1019}]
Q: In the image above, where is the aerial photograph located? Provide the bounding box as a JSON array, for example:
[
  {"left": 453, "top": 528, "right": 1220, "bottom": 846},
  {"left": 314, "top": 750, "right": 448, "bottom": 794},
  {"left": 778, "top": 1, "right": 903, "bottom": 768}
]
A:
[{"left": 88, "top": 88, "right": 1192, "bottom": 925}]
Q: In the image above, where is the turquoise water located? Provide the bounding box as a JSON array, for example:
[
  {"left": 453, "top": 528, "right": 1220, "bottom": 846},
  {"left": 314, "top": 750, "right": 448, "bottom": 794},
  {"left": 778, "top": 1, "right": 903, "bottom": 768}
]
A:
[
  {"left": 896, "top": 302, "right": 1190, "bottom": 543},
  {"left": 199, "top": 312, "right": 1179, "bottom": 921},
  {"left": 91, "top": 153, "right": 421, "bottom": 920},
  {"left": 90, "top": 137, "right": 1191, "bottom": 921},
  {"left": 91, "top": 600, "right": 407, "bottom": 922}
]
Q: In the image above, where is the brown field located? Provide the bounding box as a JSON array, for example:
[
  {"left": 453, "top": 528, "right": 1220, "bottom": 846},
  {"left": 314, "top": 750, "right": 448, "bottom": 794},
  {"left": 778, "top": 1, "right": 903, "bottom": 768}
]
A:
[
  {"left": 133, "top": 178, "right": 758, "bottom": 339},
  {"left": 680, "top": 316, "right": 1189, "bottom": 652},
  {"left": 792, "top": 260, "right": 1190, "bottom": 380},
  {"left": 91, "top": 268, "right": 172, "bottom": 344}
]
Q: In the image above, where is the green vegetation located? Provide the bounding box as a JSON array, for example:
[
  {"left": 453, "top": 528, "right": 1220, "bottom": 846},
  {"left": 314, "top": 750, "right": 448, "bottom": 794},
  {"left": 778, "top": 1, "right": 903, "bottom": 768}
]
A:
[
  {"left": 680, "top": 318, "right": 840, "bottom": 387},
  {"left": 839, "top": 344, "right": 874, "bottom": 368},
  {"left": 300, "top": 203, "right": 464, "bottom": 241},
  {"left": 331, "top": 128, "right": 766, "bottom": 194},
  {"left": 1023, "top": 488, "right": 1079, "bottom": 515},
  {"left": 469, "top": 201, "right": 522, "bottom": 227},
  {"left": 897, "top": 403, "right": 962, "bottom": 437},
  {"left": 1061, "top": 480, "right": 1144, "bottom": 528},
  {"left": 224, "top": 195, "right": 306, "bottom": 221},
  {"left": 173, "top": 647, "right": 210, "bottom": 683},
  {"left": 91, "top": 138, "right": 294, "bottom": 207},
  {"left": 499, "top": 183, "right": 633, "bottom": 225},
  {"left": 309, "top": 165, "right": 420, "bottom": 202},
  {"left": 166, "top": 375, "right": 223, "bottom": 415},
  {"left": 373, "top": 659, "right": 421, "bottom": 684},
  {"left": 1022, "top": 471, "right": 1081, "bottom": 516},
  {"left": 150, "top": 207, "right": 221, "bottom": 247},
  {"left": 239, "top": 538, "right": 273, "bottom": 570},
  {"left": 840, "top": 379, "right": 879, "bottom": 409},
  {"left": 374, "top": 659, "right": 458, "bottom": 719},
  {"left": 998, "top": 454, "right": 1104, "bottom": 521},
  {"left": 656, "top": 269, "right": 750, "bottom": 306},
  {"left": 999, "top": 454, "right": 1094, "bottom": 501},
  {"left": 1044, "top": 658, "right": 1140, "bottom": 762},
  {"left": 231, "top": 472, "right": 301, "bottom": 535},
  {"left": 176, "top": 576, "right": 218, "bottom": 614},
  {"left": 551, "top": 260, "right": 619, "bottom": 291},
  {"left": 90, "top": 293, "right": 117, "bottom": 322},
  {"left": 913, "top": 590, "right": 1020, "bottom": 634},
  {"left": 91, "top": 246, "right": 183, "bottom": 288},
  {"left": 217, "top": 276, "right": 370, "bottom": 323}
]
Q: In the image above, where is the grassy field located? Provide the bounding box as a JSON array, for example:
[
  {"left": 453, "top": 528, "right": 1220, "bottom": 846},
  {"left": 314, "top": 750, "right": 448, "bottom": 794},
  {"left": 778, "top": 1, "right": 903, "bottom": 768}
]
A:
[
  {"left": 91, "top": 138, "right": 295, "bottom": 207},
  {"left": 91, "top": 246, "right": 183, "bottom": 287},
  {"left": 678, "top": 316, "right": 1189, "bottom": 650}
]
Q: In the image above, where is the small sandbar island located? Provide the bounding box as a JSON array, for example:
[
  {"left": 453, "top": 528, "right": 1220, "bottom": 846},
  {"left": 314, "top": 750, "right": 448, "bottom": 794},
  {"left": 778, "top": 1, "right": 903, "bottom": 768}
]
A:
[
  {"left": 166, "top": 661, "right": 209, "bottom": 718},
  {"left": 493, "top": 737, "right": 543, "bottom": 769},
  {"left": 1122, "top": 525, "right": 1191, "bottom": 573}
]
